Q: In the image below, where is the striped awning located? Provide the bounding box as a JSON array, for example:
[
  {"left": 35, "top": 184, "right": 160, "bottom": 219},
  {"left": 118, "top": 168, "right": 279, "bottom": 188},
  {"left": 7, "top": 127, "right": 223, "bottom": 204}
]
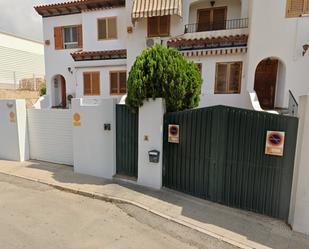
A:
[{"left": 132, "top": 0, "right": 182, "bottom": 20}]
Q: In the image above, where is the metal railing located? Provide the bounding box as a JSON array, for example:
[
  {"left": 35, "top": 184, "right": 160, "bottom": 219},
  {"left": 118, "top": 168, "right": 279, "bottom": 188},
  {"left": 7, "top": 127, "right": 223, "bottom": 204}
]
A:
[
  {"left": 288, "top": 90, "right": 298, "bottom": 116},
  {"left": 184, "top": 18, "right": 249, "bottom": 33}
]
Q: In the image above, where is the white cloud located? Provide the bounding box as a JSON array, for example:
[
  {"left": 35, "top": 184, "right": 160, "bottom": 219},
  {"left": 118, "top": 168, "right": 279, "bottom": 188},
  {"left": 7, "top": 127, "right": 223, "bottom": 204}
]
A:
[{"left": 0, "top": 0, "right": 63, "bottom": 40}]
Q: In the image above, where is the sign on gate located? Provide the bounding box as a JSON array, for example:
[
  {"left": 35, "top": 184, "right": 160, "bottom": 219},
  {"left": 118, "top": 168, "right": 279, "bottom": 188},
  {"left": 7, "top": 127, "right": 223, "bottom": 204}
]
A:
[
  {"left": 73, "top": 113, "right": 81, "bottom": 127},
  {"left": 168, "top": 124, "right": 179, "bottom": 144},
  {"left": 265, "top": 131, "right": 285, "bottom": 156}
]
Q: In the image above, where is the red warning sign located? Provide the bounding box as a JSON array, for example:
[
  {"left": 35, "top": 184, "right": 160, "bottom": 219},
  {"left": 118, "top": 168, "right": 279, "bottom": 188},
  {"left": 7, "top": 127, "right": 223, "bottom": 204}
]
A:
[
  {"left": 265, "top": 131, "right": 285, "bottom": 156},
  {"left": 168, "top": 124, "right": 179, "bottom": 144}
]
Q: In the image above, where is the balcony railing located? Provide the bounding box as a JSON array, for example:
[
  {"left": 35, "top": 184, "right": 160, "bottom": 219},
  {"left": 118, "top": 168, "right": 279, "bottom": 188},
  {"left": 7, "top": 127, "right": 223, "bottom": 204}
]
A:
[
  {"left": 288, "top": 90, "right": 298, "bottom": 116},
  {"left": 184, "top": 18, "right": 249, "bottom": 33}
]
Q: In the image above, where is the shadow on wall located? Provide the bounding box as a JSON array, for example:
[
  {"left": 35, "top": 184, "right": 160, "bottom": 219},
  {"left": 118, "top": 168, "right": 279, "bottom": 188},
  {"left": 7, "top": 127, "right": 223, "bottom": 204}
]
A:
[{"left": 22, "top": 160, "right": 307, "bottom": 249}]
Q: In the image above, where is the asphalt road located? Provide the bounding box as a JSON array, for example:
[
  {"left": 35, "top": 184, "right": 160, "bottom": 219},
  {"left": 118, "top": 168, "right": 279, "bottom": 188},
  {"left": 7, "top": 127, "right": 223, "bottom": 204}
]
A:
[{"left": 0, "top": 174, "right": 236, "bottom": 249}]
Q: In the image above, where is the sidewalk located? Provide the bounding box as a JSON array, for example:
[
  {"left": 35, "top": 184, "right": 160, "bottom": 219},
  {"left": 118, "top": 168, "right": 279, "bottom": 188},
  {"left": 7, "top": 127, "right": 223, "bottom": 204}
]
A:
[{"left": 0, "top": 160, "right": 308, "bottom": 249}]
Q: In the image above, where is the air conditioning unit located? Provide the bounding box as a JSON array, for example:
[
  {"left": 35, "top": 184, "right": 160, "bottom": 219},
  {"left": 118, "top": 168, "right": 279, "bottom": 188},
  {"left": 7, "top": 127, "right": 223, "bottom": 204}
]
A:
[{"left": 146, "top": 37, "right": 162, "bottom": 48}]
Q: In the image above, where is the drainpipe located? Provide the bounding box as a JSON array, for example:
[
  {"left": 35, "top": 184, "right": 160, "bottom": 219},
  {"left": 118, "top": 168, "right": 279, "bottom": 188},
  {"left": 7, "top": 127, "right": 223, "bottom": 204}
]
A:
[{"left": 293, "top": 18, "right": 299, "bottom": 61}]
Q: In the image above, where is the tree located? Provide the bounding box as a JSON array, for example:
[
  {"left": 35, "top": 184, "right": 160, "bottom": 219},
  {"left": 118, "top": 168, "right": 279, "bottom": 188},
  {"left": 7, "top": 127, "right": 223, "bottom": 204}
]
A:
[{"left": 125, "top": 44, "right": 202, "bottom": 112}]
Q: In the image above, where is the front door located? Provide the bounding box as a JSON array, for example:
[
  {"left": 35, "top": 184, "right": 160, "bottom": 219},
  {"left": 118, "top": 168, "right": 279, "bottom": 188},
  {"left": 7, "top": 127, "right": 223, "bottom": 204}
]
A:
[
  {"left": 254, "top": 59, "right": 278, "bottom": 109},
  {"left": 60, "top": 76, "right": 66, "bottom": 108}
]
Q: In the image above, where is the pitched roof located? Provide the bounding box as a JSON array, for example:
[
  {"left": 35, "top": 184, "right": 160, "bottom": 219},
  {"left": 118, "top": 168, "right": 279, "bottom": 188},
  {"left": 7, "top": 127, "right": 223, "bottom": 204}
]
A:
[
  {"left": 71, "top": 49, "right": 127, "bottom": 61},
  {"left": 34, "top": 0, "right": 125, "bottom": 18}
]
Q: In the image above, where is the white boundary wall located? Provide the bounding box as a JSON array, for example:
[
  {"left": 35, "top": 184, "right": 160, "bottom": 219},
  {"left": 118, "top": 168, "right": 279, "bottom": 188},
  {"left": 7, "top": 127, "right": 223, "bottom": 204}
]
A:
[
  {"left": 289, "top": 95, "right": 309, "bottom": 235},
  {"left": 72, "top": 98, "right": 117, "bottom": 178},
  {"left": 0, "top": 99, "right": 29, "bottom": 161},
  {"left": 27, "top": 109, "right": 73, "bottom": 165}
]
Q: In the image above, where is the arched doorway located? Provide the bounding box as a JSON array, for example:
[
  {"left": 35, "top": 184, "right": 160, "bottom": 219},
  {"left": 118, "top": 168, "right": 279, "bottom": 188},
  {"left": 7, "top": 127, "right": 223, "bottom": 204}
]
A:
[
  {"left": 254, "top": 58, "right": 285, "bottom": 110},
  {"left": 52, "top": 75, "right": 66, "bottom": 108}
]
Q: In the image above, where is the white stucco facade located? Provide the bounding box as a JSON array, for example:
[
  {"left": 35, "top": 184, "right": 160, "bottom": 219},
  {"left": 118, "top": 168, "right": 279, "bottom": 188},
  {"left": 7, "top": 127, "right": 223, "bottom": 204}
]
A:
[
  {"left": 245, "top": 0, "right": 309, "bottom": 110},
  {"left": 42, "top": 7, "right": 127, "bottom": 107},
  {"left": 82, "top": 8, "right": 127, "bottom": 52},
  {"left": 189, "top": 53, "right": 251, "bottom": 108},
  {"left": 40, "top": 0, "right": 251, "bottom": 109},
  {"left": 38, "top": 0, "right": 309, "bottom": 112},
  {"left": 42, "top": 14, "right": 82, "bottom": 106}
]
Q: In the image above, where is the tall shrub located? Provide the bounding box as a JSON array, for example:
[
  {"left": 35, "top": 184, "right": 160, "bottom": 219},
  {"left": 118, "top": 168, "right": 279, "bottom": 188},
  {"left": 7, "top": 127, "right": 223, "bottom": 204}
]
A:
[{"left": 126, "top": 44, "right": 202, "bottom": 112}]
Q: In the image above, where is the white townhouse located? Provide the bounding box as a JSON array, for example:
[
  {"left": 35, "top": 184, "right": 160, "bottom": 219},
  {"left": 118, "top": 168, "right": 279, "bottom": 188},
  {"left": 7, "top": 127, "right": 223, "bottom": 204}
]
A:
[{"left": 35, "top": 0, "right": 309, "bottom": 114}]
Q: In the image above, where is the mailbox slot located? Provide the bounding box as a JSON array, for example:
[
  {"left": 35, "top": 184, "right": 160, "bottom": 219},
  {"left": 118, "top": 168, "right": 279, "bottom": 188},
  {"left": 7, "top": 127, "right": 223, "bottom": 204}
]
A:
[{"left": 148, "top": 150, "right": 160, "bottom": 163}]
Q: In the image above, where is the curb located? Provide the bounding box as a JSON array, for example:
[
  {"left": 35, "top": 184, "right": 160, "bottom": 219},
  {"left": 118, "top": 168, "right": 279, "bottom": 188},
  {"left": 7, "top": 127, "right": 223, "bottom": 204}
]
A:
[{"left": 0, "top": 171, "right": 254, "bottom": 249}]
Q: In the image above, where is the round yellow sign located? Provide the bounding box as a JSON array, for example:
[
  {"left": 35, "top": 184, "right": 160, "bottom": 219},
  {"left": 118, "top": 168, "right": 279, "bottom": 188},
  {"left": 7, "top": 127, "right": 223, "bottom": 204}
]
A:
[{"left": 73, "top": 113, "right": 80, "bottom": 122}]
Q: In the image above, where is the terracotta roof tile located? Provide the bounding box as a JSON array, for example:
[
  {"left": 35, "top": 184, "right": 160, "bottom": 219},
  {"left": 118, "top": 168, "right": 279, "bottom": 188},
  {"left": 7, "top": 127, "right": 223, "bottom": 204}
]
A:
[
  {"left": 34, "top": 0, "right": 125, "bottom": 17},
  {"left": 167, "top": 34, "right": 249, "bottom": 49},
  {"left": 71, "top": 49, "right": 127, "bottom": 61}
]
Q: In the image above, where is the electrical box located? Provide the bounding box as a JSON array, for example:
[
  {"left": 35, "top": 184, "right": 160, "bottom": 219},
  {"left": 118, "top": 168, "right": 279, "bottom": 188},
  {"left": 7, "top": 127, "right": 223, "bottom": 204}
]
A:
[{"left": 148, "top": 150, "right": 160, "bottom": 163}]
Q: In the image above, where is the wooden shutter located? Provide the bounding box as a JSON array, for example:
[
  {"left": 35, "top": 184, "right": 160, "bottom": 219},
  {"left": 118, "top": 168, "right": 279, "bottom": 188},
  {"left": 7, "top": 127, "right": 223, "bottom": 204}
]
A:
[
  {"left": 77, "top": 25, "right": 83, "bottom": 48},
  {"left": 228, "top": 62, "right": 242, "bottom": 93},
  {"left": 119, "top": 72, "right": 127, "bottom": 94},
  {"left": 110, "top": 71, "right": 127, "bottom": 95},
  {"left": 148, "top": 17, "right": 159, "bottom": 37},
  {"left": 198, "top": 9, "right": 211, "bottom": 31},
  {"left": 54, "top": 27, "right": 63, "bottom": 50},
  {"left": 215, "top": 63, "right": 228, "bottom": 93},
  {"left": 159, "top": 16, "right": 170, "bottom": 36},
  {"left": 213, "top": 8, "right": 226, "bottom": 30},
  {"left": 98, "top": 19, "right": 107, "bottom": 39},
  {"left": 304, "top": 0, "right": 309, "bottom": 13},
  {"left": 92, "top": 72, "right": 100, "bottom": 95},
  {"left": 108, "top": 18, "right": 117, "bottom": 39},
  {"left": 83, "top": 73, "right": 91, "bottom": 95},
  {"left": 110, "top": 72, "right": 118, "bottom": 94},
  {"left": 286, "top": 0, "right": 304, "bottom": 17}
]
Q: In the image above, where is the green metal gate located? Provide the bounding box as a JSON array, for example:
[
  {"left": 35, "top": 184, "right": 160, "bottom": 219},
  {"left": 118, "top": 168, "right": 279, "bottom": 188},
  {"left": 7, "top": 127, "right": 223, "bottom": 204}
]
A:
[
  {"left": 116, "top": 104, "right": 138, "bottom": 178},
  {"left": 163, "top": 105, "right": 298, "bottom": 221}
]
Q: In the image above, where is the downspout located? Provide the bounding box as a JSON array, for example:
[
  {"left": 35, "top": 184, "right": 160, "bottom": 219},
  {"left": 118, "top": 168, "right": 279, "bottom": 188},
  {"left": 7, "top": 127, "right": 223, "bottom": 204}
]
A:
[{"left": 293, "top": 18, "right": 299, "bottom": 61}]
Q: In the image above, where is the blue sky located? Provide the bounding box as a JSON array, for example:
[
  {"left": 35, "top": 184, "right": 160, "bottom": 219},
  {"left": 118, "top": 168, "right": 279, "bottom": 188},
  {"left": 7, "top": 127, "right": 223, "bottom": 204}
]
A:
[{"left": 0, "top": 0, "right": 63, "bottom": 41}]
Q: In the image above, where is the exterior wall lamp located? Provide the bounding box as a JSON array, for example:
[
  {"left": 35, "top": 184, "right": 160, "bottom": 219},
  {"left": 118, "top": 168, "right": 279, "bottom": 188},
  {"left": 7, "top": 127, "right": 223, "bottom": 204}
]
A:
[
  {"left": 67, "top": 67, "right": 73, "bottom": 74},
  {"left": 210, "top": 1, "right": 216, "bottom": 7},
  {"left": 303, "top": 44, "right": 309, "bottom": 56}
]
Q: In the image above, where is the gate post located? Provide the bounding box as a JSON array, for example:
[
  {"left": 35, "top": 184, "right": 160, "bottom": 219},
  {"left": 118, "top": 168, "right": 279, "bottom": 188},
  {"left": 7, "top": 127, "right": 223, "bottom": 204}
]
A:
[
  {"left": 290, "top": 95, "right": 309, "bottom": 235},
  {"left": 137, "top": 98, "right": 165, "bottom": 189},
  {"left": 0, "top": 99, "right": 29, "bottom": 161}
]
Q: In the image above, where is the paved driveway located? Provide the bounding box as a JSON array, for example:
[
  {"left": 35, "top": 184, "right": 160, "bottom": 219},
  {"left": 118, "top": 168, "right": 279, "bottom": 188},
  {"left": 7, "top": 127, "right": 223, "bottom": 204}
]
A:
[{"left": 0, "top": 174, "right": 201, "bottom": 249}]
